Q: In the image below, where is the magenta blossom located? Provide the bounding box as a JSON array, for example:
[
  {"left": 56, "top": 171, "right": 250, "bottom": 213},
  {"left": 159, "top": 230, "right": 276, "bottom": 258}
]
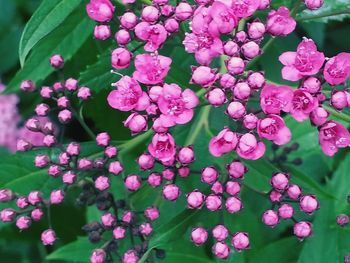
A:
[
  {"left": 209, "top": 128, "right": 238, "bottom": 157},
  {"left": 134, "top": 22, "right": 168, "bottom": 52},
  {"left": 148, "top": 133, "right": 176, "bottom": 162},
  {"left": 323, "top": 52, "right": 350, "bottom": 86},
  {"left": 236, "top": 133, "right": 266, "bottom": 160},
  {"left": 290, "top": 89, "right": 318, "bottom": 122},
  {"left": 157, "top": 83, "right": 199, "bottom": 127},
  {"left": 107, "top": 76, "right": 150, "bottom": 112},
  {"left": 257, "top": 115, "right": 291, "bottom": 145},
  {"left": 208, "top": 2, "right": 238, "bottom": 35},
  {"left": 266, "top": 6, "right": 296, "bottom": 36},
  {"left": 86, "top": 0, "right": 115, "bottom": 22},
  {"left": 133, "top": 54, "right": 172, "bottom": 85},
  {"left": 279, "top": 38, "right": 325, "bottom": 81},
  {"left": 318, "top": 121, "right": 350, "bottom": 156},
  {"left": 230, "top": 0, "right": 260, "bottom": 18},
  {"left": 260, "top": 84, "right": 294, "bottom": 114}
]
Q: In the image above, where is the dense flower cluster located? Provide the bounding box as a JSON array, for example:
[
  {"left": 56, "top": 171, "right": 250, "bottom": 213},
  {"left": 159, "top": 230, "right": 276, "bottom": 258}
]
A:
[{"left": 1, "top": 0, "right": 350, "bottom": 262}]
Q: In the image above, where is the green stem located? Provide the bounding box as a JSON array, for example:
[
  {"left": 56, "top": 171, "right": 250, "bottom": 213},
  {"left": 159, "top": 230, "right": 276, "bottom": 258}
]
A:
[
  {"left": 324, "top": 105, "right": 350, "bottom": 123},
  {"left": 297, "top": 8, "right": 350, "bottom": 22},
  {"left": 71, "top": 106, "right": 96, "bottom": 140}
]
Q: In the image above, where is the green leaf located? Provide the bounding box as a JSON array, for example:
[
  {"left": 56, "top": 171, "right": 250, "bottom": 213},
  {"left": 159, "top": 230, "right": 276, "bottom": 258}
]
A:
[
  {"left": 18, "top": 0, "right": 82, "bottom": 66},
  {"left": 46, "top": 237, "right": 97, "bottom": 262},
  {"left": 6, "top": 6, "right": 94, "bottom": 94}
]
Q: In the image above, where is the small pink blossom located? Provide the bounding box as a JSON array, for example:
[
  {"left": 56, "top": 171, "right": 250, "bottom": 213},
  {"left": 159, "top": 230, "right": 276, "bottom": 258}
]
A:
[
  {"left": 257, "top": 115, "right": 291, "bottom": 145},
  {"left": 133, "top": 54, "right": 172, "bottom": 85},
  {"left": 157, "top": 83, "right": 199, "bottom": 127},
  {"left": 135, "top": 22, "right": 168, "bottom": 52},
  {"left": 318, "top": 121, "right": 350, "bottom": 156},
  {"left": 208, "top": 2, "right": 238, "bottom": 35},
  {"left": 279, "top": 38, "right": 325, "bottom": 81},
  {"left": 290, "top": 89, "right": 318, "bottom": 122},
  {"left": 209, "top": 128, "right": 238, "bottom": 157},
  {"left": 230, "top": 0, "right": 260, "bottom": 18},
  {"left": 266, "top": 7, "right": 296, "bottom": 36},
  {"left": 86, "top": 0, "right": 115, "bottom": 22},
  {"left": 148, "top": 133, "right": 176, "bottom": 162},
  {"left": 236, "top": 133, "right": 266, "bottom": 160},
  {"left": 107, "top": 76, "right": 150, "bottom": 112},
  {"left": 323, "top": 52, "right": 350, "bottom": 86},
  {"left": 260, "top": 84, "right": 294, "bottom": 114}
]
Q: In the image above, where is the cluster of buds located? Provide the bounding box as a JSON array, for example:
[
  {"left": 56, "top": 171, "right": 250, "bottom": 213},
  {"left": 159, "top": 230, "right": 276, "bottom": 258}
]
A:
[
  {"left": 264, "top": 172, "right": 319, "bottom": 239},
  {"left": 87, "top": 205, "right": 160, "bottom": 263}
]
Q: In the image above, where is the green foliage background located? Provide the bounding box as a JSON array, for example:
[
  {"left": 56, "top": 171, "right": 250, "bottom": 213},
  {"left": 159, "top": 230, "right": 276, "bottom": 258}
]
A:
[{"left": 0, "top": 0, "right": 350, "bottom": 262}]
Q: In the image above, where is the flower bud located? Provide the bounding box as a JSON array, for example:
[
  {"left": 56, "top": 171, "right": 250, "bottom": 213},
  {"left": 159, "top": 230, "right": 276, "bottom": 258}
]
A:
[
  {"left": 50, "top": 54, "right": 64, "bottom": 69},
  {"left": 201, "top": 167, "right": 219, "bottom": 184},
  {"left": 164, "top": 18, "right": 179, "bottom": 33},
  {"left": 142, "top": 6, "right": 160, "bottom": 23},
  {"left": 206, "top": 194, "right": 222, "bottom": 211},
  {"left": 259, "top": 0, "right": 271, "bottom": 9},
  {"left": 191, "top": 227, "right": 208, "bottom": 245},
  {"left": 226, "top": 181, "right": 241, "bottom": 196},
  {"left": 35, "top": 103, "right": 50, "bottom": 116},
  {"left": 139, "top": 222, "right": 153, "bottom": 236},
  {"left": 191, "top": 66, "right": 217, "bottom": 88},
  {"left": 293, "top": 221, "right": 312, "bottom": 239},
  {"left": 302, "top": 77, "right": 321, "bottom": 94},
  {"left": 162, "top": 184, "right": 180, "bottom": 201},
  {"left": 225, "top": 196, "right": 242, "bottom": 213},
  {"left": 41, "top": 229, "right": 56, "bottom": 245},
  {"left": 178, "top": 146, "right": 194, "bottom": 164},
  {"left": 161, "top": 4, "right": 174, "bottom": 16},
  {"left": 270, "top": 173, "right": 289, "bottom": 190},
  {"left": 224, "top": 41, "right": 239, "bottom": 56},
  {"left": 58, "top": 109, "right": 72, "bottom": 123},
  {"left": 115, "top": 29, "right": 131, "bottom": 45},
  {"left": 25, "top": 118, "right": 41, "bottom": 132},
  {"left": 331, "top": 90, "right": 349, "bottom": 110},
  {"left": 227, "top": 160, "right": 247, "bottom": 178},
  {"left": 162, "top": 169, "right": 175, "bottom": 181},
  {"left": 20, "top": 80, "right": 35, "bottom": 92},
  {"left": 235, "top": 31, "right": 247, "bottom": 43},
  {"left": 122, "top": 211, "right": 134, "bottom": 223},
  {"left": 243, "top": 113, "right": 258, "bottom": 129},
  {"left": 287, "top": 184, "right": 302, "bottom": 200},
  {"left": 125, "top": 175, "right": 141, "bottom": 191},
  {"left": 16, "top": 216, "right": 32, "bottom": 230},
  {"left": 220, "top": 73, "right": 236, "bottom": 89},
  {"left": 40, "top": 86, "right": 53, "bottom": 98},
  {"left": 48, "top": 165, "right": 61, "bottom": 177},
  {"left": 50, "top": 189, "right": 65, "bottom": 204},
  {"left": 212, "top": 225, "right": 229, "bottom": 242},
  {"left": 205, "top": 88, "right": 226, "bottom": 106},
  {"left": 90, "top": 249, "right": 106, "bottom": 263},
  {"left": 227, "top": 57, "right": 245, "bottom": 75},
  {"left": 262, "top": 210, "right": 279, "bottom": 227},
  {"left": 212, "top": 242, "right": 230, "bottom": 259},
  {"left": 337, "top": 214, "right": 349, "bottom": 227},
  {"left": 101, "top": 213, "right": 116, "bottom": 228},
  {"left": 66, "top": 142, "right": 80, "bottom": 156},
  {"left": 111, "top": 48, "right": 131, "bottom": 69},
  {"left": 310, "top": 107, "right": 329, "bottom": 126},
  {"left": 78, "top": 87, "right": 92, "bottom": 100},
  {"left": 78, "top": 158, "right": 93, "bottom": 170},
  {"left": 123, "top": 250, "right": 139, "bottom": 263},
  {"left": 175, "top": 2, "right": 192, "bottom": 21},
  {"left": 278, "top": 204, "right": 294, "bottom": 219},
  {"left": 304, "top": 0, "right": 324, "bottom": 10},
  {"left": 43, "top": 135, "right": 56, "bottom": 147},
  {"left": 16, "top": 197, "right": 28, "bottom": 208},
  {"left": 186, "top": 190, "right": 205, "bottom": 209},
  {"left": 94, "top": 24, "right": 111, "bottom": 40},
  {"left": 234, "top": 82, "right": 251, "bottom": 100},
  {"left": 28, "top": 191, "right": 42, "bottom": 205},
  {"left": 248, "top": 22, "right": 266, "bottom": 39},
  {"left": 95, "top": 176, "right": 110, "bottom": 191},
  {"left": 178, "top": 167, "right": 190, "bottom": 177},
  {"left": 227, "top": 101, "right": 246, "bottom": 120},
  {"left": 35, "top": 155, "right": 50, "bottom": 168},
  {"left": 63, "top": 171, "right": 76, "bottom": 185},
  {"left": 65, "top": 78, "right": 78, "bottom": 91},
  {"left": 144, "top": 207, "right": 160, "bottom": 221},
  {"left": 211, "top": 181, "right": 224, "bottom": 195},
  {"left": 31, "top": 208, "right": 44, "bottom": 221},
  {"left": 53, "top": 82, "right": 64, "bottom": 92},
  {"left": 138, "top": 153, "right": 155, "bottom": 170},
  {"left": 96, "top": 132, "right": 110, "bottom": 147},
  {"left": 148, "top": 173, "right": 162, "bottom": 187},
  {"left": 269, "top": 190, "right": 282, "bottom": 203},
  {"left": 247, "top": 72, "right": 265, "bottom": 89},
  {"left": 0, "top": 208, "right": 16, "bottom": 222},
  {"left": 105, "top": 146, "right": 118, "bottom": 158},
  {"left": 241, "top": 41, "right": 260, "bottom": 59},
  {"left": 108, "top": 161, "right": 123, "bottom": 175},
  {"left": 120, "top": 12, "right": 138, "bottom": 29},
  {"left": 113, "top": 226, "right": 126, "bottom": 239},
  {"left": 124, "top": 113, "right": 147, "bottom": 134},
  {"left": 300, "top": 195, "right": 319, "bottom": 214},
  {"left": 232, "top": 232, "right": 250, "bottom": 251}
]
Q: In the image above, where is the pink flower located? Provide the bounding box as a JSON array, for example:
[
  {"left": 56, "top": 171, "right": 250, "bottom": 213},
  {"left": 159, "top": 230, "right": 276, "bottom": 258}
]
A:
[
  {"left": 86, "top": 0, "right": 115, "bottom": 22},
  {"left": 107, "top": 76, "right": 150, "bottom": 112},
  {"left": 236, "top": 133, "right": 266, "bottom": 160},
  {"left": 290, "top": 89, "right": 318, "bottom": 122},
  {"left": 209, "top": 128, "right": 238, "bottom": 157},
  {"left": 257, "top": 115, "right": 291, "bottom": 145},
  {"left": 260, "top": 84, "right": 294, "bottom": 114},
  {"left": 279, "top": 38, "right": 325, "bottom": 81},
  {"left": 266, "top": 7, "right": 296, "bottom": 36},
  {"left": 230, "top": 0, "right": 260, "bottom": 18},
  {"left": 133, "top": 54, "right": 172, "bottom": 85},
  {"left": 318, "top": 121, "right": 350, "bottom": 156},
  {"left": 134, "top": 22, "right": 168, "bottom": 52},
  {"left": 323, "top": 53, "right": 350, "bottom": 86},
  {"left": 191, "top": 66, "right": 217, "bottom": 88},
  {"left": 157, "top": 83, "right": 199, "bottom": 127},
  {"left": 208, "top": 2, "right": 238, "bottom": 35},
  {"left": 148, "top": 133, "right": 176, "bottom": 162}
]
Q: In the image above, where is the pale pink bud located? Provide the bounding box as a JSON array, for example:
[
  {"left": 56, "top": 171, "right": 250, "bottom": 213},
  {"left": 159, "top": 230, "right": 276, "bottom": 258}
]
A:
[
  {"left": 20, "top": 80, "right": 35, "bottom": 92},
  {"left": 94, "top": 176, "right": 110, "bottom": 191},
  {"left": 302, "top": 77, "right": 321, "bottom": 93},
  {"left": 124, "top": 113, "right": 147, "bottom": 134},
  {"left": 142, "top": 6, "right": 160, "bottom": 23},
  {"left": 122, "top": 211, "right": 134, "bottom": 223},
  {"left": 101, "top": 213, "right": 116, "bottom": 228},
  {"left": 225, "top": 196, "right": 242, "bottom": 213},
  {"left": 67, "top": 142, "right": 80, "bottom": 156},
  {"left": 125, "top": 175, "right": 141, "bottom": 191},
  {"left": 205, "top": 88, "right": 226, "bottom": 106},
  {"left": 248, "top": 22, "right": 266, "bottom": 39},
  {"left": 16, "top": 197, "right": 29, "bottom": 208},
  {"left": 224, "top": 41, "right": 239, "bottom": 56},
  {"left": 148, "top": 173, "right": 162, "bottom": 187},
  {"left": 123, "top": 250, "right": 139, "bottom": 263},
  {"left": 304, "top": 0, "right": 324, "bottom": 10},
  {"left": 96, "top": 132, "right": 110, "bottom": 147},
  {"left": 91, "top": 249, "right": 106, "bottom": 263},
  {"left": 115, "top": 29, "right": 131, "bottom": 45},
  {"left": 35, "top": 155, "right": 50, "bottom": 168},
  {"left": 144, "top": 207, "right": 160, "bottom": 221},
  {"left": 235, "top": 31, "right": 247, "bottom": 43},
  {"left": 191, "top": 227, "right": 208, "bottom": 245},
  {"left": 293, "top": 221, "right": 312, "bottom": 239},
  {"left": 206, "top": 194, "right": 222, "bottom": 211},
  {"left": 41, "top": 229, "right": 56, "bottom": 245},
  {"left": 227, "top": 57, "right": 245, "bottom": 75},
  {"left": 331, "top": 90, "right": 349, "bottom": 110},
  {"left": 105, "top": 146, "right": 118, "bottom": 158},
  {"left": 94, "top": 25, "right": 111, "bottom": 40},
  {"left": 212, "top": 242, "right": 230, "bottom": 259},
  {"left": 112, "top": 48, "right": 131, "bottom": 69},
  {"left": 162, "top": 184, "right": 180, "bottom": 201},
  {"left": 278, "top": 204, "right": 294, "bottom": 219},
  {"left": 186, "top": 190, "right": 205, "bottom": 209},
  {"left": 120, "top": 12, "right": 138, "bottom": 29},
  {"left": 31, "top": 208, "right": 44, "bottom": 221},
  {"left": 270, "top": 173, "right": 289, "bottom": 190},
  {"left": 58, "top": 153, "right": 70, "bottom": 165},
  {"left": 227, "top": 101, "right": 246, "bottom": 120},
  {"left": 212, "top": 225, "right": 229, "bottom": 242},
  {"left": 43, "top": 135, "right": 56, "bottom": 147},
  {"left": 241, "top": 41, "right": 260, "bottom": 59},
  {"left": 201, "top": 167, "right": 219, "bottom": 184},
  {"left": 262, "top": 210, "right": 279, "bottom": 227},
  {"left": 58, "top": 109, "right": 72, "bottom": 123},
  {"left": 220, "top": 73, "right": 236, "bottom": 89},
  {"left": 226, "top": 181, "right": 241, "bottom": 196},
  {"left": 40, "top": 86, "right": 53, "bottom": 98},
  {"left": 77, "top": 87, "right": 91, "bottom": 100},
  {"left": 50, "top": 54, "right": 64, "bottom": 69},
  {"left": 211, "top": 182, "right": 224, "bottom": 195},
  {"left": 234, "top": 82, "right": 251, "bottom": 100},
  {"left": 108, "top": 161, "right": 123, "bottom": 175},
  {"left": 63, "top": 171, "right": 76, "bottom": 185},
  {"left": 178, "top": 146, "right": 194, "bottom": 164},
  {"left": 161, "top": 169, "right": 174, "bottom": 181},
  {"left": 232, "top": 232, "right": 250, "bottom": 251},
  {"left": 178, "top": 167, "right": 190, "bottom": 177},
  {"left": 259, "top": 0, "right": 271, "bottom": 9},
  {"left": 300, "top": 195, "right": 319, "bottom": 214},
  {"left": 139, "top": 222, "right": 153, "bottom": 236},
  {"left": 161, "top": 4, "right": 174, "bottom": 16},
  {"left": 310, "top": 107, "right": 329, "bottom": 126},
  {"left": 53, "top": 82, "right": 64, "bottom": 92},
  {"left": 287, "top": 184, "right": 302, "bottom": 200},
  {"left": 35, "top": 103, "right": 50, "bottom": 116},
  {"left": 175, "top": 2, "right": 192, "bottom": 21},
  {"left": 48, "top": 165, "right": 61, "bottom": 177},
  {"left": 78, "top": 158, "right": 93, "bottom": 170},
  {"left": 269, "top": 190, "right": 282, "bottom": 203},
  {"left": 50, "top": 189, "right": 65, "bottom": 204},
  {"left": 113, "top": 226, "right": 126, "bottom": 239},
  {"left": 138, "top": 153, "right": 155, "bottom": 170},
  {"left": 16, "top": 216, "right": 32, "bottom": 230},
  {"left": 243, "top": 113, "right": 258, "bottom": 129},
  {"left": 191, "top": 66, "right": 217, "bottom": 88},
  {"left": 25, "top": 118, "right": 41, "bottom": 132},
  {"left": 0, "top": 208, "right": 16, "bottom": 222},
  {"left": 28, "top": 191, "right": 42, "bottom": 205},
  {"left": 247, "top": 72, "right": 265, "bottom": 89},
  {"left": 65, "top": 78, "right": 78, "bottom": 91},
  {"left": 164, "top": 18, "right": 179, "bottom": 33}
]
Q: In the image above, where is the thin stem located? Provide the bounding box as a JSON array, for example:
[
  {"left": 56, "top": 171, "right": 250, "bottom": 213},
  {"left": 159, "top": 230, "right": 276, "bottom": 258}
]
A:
[
  {"left": 70, "top": 106, "right": 96, "bottom": 140},
  {"left": 324, "top": 105, "right": 350, "bottom": 123},
  {"left": 297, "top": 8, "right": 350, "bottom": 22}
]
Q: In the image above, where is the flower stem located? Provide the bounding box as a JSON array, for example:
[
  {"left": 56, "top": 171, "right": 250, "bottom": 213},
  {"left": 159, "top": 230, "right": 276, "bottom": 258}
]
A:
[
  {"left": 71, "top": 106, "right": 96, "bottom": 140},
  {"left": 324, "top": 105, "right": 350, "bottom": 124},
  {"left": 297, "top": 8, "right": 350, "bottom": 22}
]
